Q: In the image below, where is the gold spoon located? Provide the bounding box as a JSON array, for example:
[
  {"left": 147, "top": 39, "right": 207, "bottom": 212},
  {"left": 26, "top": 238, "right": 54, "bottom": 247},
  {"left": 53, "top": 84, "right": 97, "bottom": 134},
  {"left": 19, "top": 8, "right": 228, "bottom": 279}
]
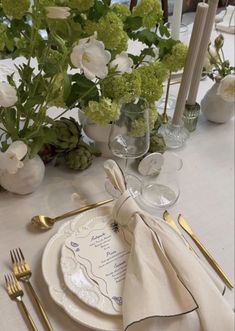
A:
[{"left": 31, "top": 198, "right": 113, "bottom": 230}]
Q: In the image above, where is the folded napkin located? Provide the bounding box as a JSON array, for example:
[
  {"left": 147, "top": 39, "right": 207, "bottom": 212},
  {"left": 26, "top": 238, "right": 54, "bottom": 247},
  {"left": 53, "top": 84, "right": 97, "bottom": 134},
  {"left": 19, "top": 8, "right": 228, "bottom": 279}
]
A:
[
  {"left": 216, "top": 5, "right": 235, "bottom": 34},
  {"left": 104, "top": 160, "right": 234, "bottom": 331}
]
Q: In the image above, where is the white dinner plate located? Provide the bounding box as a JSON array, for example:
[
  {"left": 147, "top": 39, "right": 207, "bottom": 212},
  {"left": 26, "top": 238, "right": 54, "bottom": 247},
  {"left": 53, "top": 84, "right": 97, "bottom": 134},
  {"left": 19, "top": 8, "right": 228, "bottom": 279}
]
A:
[{"left": 42, "top": 206, "right": 122, "bottom": 331}]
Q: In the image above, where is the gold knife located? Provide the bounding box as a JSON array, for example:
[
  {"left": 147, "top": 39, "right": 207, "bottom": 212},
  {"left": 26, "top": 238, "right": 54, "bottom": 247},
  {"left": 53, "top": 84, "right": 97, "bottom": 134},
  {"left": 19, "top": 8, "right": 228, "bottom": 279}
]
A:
[{"left": 178, "top": 214, "right": 234, "bottom": 289}]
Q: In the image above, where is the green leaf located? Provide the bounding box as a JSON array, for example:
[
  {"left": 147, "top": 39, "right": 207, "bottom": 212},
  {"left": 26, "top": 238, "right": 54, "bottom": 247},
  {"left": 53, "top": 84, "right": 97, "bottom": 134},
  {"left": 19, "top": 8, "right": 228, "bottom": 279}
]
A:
[
  {"left": 159, "top": 23, "right": 170, "bottom": 37},
  {"left": 125, "top": 16, "right": 143, "bottom": 31},
  {"left": 66, "top": 74, "right": 99, "bottom": 107},
  {"left": 87, "top": 0, "right": 109, "bottom": 21},
  {"left": 140, "top": 47, "right": 156, "bottom": 58},
  {"left": 131, "top": 29, "right": 158, "bottom": 47}
]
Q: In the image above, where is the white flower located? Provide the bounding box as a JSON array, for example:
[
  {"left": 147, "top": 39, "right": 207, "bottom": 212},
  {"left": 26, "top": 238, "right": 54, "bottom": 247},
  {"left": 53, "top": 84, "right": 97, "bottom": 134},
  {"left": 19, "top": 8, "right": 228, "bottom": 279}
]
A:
[
  {"left": 0, "top": 141, "right": 28, "bottom": 175},
  {"left": 110, "top": 52, "right": 133, "bottom": 74},
  {"left": 0, "top": 82, "right": 18, "bottom": 108},
  {"left": 70, "top": 34, "right": 111, "bottom": 80},
  {"left": 217, "top": 75, "right": 235, "bottom": 102},
  {"left": 46, "top": 6, "right": 70, "bottom": 19}
]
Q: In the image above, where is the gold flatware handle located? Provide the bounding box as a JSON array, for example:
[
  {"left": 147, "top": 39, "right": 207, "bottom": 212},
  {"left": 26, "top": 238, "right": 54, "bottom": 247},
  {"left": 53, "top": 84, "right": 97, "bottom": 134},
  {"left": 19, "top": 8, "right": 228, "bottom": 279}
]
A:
[
  {"left": 18, "top": 299, "right": 39, "bottom": 331},
  {"left": 178, "top": 214, "right": 234, "bottom": 289},
  {"left": 27, "top": 281, "right": 53, "bottom": 331},
  {"left": 55, "top": 198, "right": 114, "bottom": 222}
]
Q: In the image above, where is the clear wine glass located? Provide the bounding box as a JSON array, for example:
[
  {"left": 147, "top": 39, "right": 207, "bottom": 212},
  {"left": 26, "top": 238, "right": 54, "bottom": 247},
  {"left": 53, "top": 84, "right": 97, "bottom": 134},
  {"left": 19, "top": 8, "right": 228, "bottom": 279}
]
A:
[{"left": 107, "top": 98, "right": 150, "bottom": 197}]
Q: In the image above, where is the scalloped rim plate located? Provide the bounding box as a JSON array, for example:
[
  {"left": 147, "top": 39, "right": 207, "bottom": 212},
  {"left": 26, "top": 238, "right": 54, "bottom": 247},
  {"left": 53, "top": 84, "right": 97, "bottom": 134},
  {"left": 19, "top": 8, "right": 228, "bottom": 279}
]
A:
[{"left": 42, "top": 206, "right": 122, "bottom": 331}]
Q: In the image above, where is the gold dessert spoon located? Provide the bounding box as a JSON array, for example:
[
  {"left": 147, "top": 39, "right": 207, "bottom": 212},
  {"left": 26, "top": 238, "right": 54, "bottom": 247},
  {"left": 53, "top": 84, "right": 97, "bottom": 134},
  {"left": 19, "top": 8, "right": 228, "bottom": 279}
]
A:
[{"left": 31, "top": 198, "right": 113, "bottom": 230}]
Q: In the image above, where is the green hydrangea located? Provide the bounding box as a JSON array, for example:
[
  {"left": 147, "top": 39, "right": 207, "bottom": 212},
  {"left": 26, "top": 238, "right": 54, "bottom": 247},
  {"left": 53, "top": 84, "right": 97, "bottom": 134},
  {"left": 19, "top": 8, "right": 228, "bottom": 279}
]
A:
[
  {"left": 152, "top": 62, "right": 168, "bottom": 84},
  {"left": 130, "top": 118, "right": 146, "bottom": 137},
  {"left": 163, "top": 43, "right": 188, "bottom": 73},
  {"left": 101, "top": 71, "right": 141, "bottom": 104},
  {"left": 133, "top": 0, "right": 163, "bottom": 29},
  {"left": 69, "top": 0, "right": 94, "bottom": 12},
  {"left": 83, "top": 98, "right": 120, "bottom": 125},
  {"left": 97, "top": 12, "right": 127, "bottom": 51},
  {"left": 2, "top": 0, "right": 30, "bottom": 19},
  {"left": 137, "top": 65, "right": 163, "bottom": 103},
  {"left": 149, "top": 133, "right": 166, "bottom": 153},
  {"left": 111, "top": 3, "right": 131, "bottom": 21}
]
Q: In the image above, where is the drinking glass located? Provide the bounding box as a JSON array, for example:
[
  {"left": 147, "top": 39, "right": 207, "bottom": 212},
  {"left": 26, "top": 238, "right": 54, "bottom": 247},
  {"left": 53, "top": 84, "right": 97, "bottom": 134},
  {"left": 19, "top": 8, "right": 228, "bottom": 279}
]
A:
[
  {"left": 108, "top": 98, "right": 150, "bottom": 197},
  {"left": 140, "top": 152, "right": 183, "bottom": 208}
]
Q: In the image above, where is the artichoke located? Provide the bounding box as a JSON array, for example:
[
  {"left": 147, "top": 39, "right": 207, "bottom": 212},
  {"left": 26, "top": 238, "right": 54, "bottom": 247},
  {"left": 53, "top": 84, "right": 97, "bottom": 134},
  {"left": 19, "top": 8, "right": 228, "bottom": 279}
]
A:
[
  {"left": 149, "top": 133, "right": 166, "bottom": 154},
  {"left": 52, "top": 117, "right": 81, "bottom": 152},
  {"left": 65, "top": 145, "right": 93, "bottom": 170}
]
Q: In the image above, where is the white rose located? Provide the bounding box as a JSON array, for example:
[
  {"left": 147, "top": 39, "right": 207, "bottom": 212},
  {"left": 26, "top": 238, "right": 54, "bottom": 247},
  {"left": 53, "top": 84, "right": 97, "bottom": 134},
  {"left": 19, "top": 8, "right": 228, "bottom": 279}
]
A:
[
  {"left": 46, "top": 6, "right": 70, "bottom": 19},
  {"left": 110, "top": 52, "right": 133, "bottom": 74},
  {"left": 0, "top": 141, "right": 28, "bottom": 175},
  {"left": 70, "top": 34, "right": 111, "bottom": 81},
  {"left": 217, "top": 75, "right": 235, "bottom": 103},
  {"left": 0, "top": 82, "right": 18, "bottom": 108}
]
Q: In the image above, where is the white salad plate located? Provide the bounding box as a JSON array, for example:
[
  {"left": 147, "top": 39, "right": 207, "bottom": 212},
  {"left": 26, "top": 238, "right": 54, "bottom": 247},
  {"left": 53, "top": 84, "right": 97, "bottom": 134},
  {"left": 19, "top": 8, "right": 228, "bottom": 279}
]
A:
[{"left": 42, "top": 206, "right": 122, "bottom": 331}]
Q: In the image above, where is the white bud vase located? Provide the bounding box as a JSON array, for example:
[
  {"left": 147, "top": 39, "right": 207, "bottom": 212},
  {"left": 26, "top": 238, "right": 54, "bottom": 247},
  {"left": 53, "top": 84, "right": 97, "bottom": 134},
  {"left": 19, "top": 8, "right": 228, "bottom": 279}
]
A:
[
  {"left": 0, "top": 155, "right": 45, "bottom": 195},
  {"left": 79, "top": 110, "right": 113, "bottom": 157},
  {"left": 201, "top": 82, "right": 234, "bottom": 123}
]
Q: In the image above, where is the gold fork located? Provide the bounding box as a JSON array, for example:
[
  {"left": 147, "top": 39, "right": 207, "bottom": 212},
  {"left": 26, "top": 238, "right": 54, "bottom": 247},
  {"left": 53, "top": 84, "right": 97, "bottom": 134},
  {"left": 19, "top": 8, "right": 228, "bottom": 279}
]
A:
[
  {"left": 10, "top": 248, "right": 53, "bottom": 331},
  {"left": 5, "top": 273, "right": 38, "bottom": 331}
]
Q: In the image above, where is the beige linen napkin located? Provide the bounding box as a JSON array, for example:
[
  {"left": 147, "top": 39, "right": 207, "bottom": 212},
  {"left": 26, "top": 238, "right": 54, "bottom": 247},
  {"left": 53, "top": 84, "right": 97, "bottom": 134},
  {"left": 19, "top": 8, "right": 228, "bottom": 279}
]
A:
[{"left": 104, "top": 160, "right": 234, "bottom": 331}]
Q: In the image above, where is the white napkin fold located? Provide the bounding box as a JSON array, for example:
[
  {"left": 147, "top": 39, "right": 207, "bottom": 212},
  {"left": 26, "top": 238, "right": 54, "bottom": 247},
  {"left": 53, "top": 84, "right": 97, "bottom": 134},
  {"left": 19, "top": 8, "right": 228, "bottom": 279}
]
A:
[
  {"left": 216, "top": 5, "right": 235, "bottom": 34},
  {"left": 104, "top": 160, "right": 234, "bottom": 331}
]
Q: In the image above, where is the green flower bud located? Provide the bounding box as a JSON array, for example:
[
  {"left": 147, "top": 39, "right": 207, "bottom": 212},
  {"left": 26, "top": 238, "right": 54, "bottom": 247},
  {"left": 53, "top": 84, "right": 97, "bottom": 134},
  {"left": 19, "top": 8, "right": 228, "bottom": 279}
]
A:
[{"left": 214, "top": 34, "right": 224, "bottom": 50}]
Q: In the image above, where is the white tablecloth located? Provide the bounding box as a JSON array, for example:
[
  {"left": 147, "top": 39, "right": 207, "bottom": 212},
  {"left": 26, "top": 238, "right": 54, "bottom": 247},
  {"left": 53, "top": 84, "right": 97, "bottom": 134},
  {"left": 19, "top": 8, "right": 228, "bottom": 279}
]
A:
[{"left": 0, "top": 14, "right": 234, "bottom": 331}]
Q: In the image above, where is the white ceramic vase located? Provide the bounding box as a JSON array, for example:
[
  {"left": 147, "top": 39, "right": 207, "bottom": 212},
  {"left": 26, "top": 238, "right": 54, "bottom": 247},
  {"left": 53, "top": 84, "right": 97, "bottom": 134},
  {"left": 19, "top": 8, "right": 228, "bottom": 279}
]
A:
[
  {"left": 201, "top": 83, "right": 234, "bottom": 124},
  {"left": 0, "top": 155, "right": 45, "bottom": 195},
  {"left": 79, "top": 111, "right": 113, "bottom": 157}
]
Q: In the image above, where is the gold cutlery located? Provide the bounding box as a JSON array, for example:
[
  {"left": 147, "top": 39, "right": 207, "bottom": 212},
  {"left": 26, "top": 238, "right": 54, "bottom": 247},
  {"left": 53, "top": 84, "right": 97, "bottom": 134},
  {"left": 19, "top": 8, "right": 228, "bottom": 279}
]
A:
[
  {"left": 5, "top": 273, "right": 39, "bottom": 331},
  {"left": 163, "top": 211, "right": 181, "bottom": 235},
  {"left": 10, "top": 248, "right": 54, "bottom": 331},
  {"left": 163, "top": 211, "right": 198, "bottom": 255},
  {"left": 31, "top": 198, "right": 113, "bottom": 230},
  {"left": 178, "top": 214, "right": 234, "bottom": 289}
]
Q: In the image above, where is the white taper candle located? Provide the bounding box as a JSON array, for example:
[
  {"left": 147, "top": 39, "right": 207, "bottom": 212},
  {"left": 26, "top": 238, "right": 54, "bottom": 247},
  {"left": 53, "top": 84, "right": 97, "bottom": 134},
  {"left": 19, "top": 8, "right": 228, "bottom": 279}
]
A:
[
  {"left": 171, "top": 0, "right": 183, "bottom": 40},
  {"left": 187, "top": 0, "right": 219, "bottom": 105},
  {"left": 172, "top": 3, "right": 208, "bottom": 125}
]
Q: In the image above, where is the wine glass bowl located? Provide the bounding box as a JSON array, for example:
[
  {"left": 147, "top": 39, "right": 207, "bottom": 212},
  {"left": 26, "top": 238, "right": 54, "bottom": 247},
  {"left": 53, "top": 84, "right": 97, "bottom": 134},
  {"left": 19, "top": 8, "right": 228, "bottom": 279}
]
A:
[
  {"left": 107, "top": 98, "right": 150, "bottom": 197},
  {"left": 109, "top": 99, "right": 150, "bottom": 159}
]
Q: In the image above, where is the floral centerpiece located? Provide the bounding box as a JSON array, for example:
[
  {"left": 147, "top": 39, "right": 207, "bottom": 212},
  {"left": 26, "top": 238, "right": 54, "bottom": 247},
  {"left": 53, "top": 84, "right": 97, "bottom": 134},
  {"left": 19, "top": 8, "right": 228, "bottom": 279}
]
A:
[
  {"left": 0, "top": 0, "right": 187, "bottom": 191},
  {"left": 201, "top": 34, "right": 235, "bottom": 123}
]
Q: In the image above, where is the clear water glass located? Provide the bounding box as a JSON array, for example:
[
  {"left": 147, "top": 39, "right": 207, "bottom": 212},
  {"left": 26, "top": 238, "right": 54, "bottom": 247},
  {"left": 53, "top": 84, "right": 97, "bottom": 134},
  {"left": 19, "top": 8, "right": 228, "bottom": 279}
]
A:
[
  {"left": 141, "top": 152, "right": 183, "bottom": 208},
  {"left": 108, "top": 99, "right": 150, "bottom": 196}
]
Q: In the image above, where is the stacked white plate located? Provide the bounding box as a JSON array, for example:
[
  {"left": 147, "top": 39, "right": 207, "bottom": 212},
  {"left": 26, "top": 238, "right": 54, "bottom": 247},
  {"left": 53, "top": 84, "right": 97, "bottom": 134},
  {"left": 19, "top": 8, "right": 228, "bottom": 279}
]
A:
[{"left": 42, "top": 206, "right": 125, "bottom": 331}]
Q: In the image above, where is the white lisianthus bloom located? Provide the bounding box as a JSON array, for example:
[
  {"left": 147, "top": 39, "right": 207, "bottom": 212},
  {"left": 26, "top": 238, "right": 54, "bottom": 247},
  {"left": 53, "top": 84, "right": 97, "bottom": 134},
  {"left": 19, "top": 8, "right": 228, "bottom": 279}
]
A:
[
  {"left": 70, "top": 34, "right": 111, "bottom": 80},
  {"left": 46, "top": 6, "right": 70, "bottom": 19},
  {"left": 0, "top": 82, "right": 18, "bottom": 108},
  {"left": 217, "top": 75, "right": 235, "bottom": 102},
  {"left": 110, "top": 52, "right": 133, "bottom": 74},
  {"left": 0, "top": 141, "right": 28, "bottom": 175}
]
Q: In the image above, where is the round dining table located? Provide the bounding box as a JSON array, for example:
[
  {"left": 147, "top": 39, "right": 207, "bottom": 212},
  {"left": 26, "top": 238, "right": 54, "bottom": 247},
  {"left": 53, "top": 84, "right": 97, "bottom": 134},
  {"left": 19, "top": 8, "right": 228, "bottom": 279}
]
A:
[{"left": 0, "top": 12, "right": 234, "bottom": 331}]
